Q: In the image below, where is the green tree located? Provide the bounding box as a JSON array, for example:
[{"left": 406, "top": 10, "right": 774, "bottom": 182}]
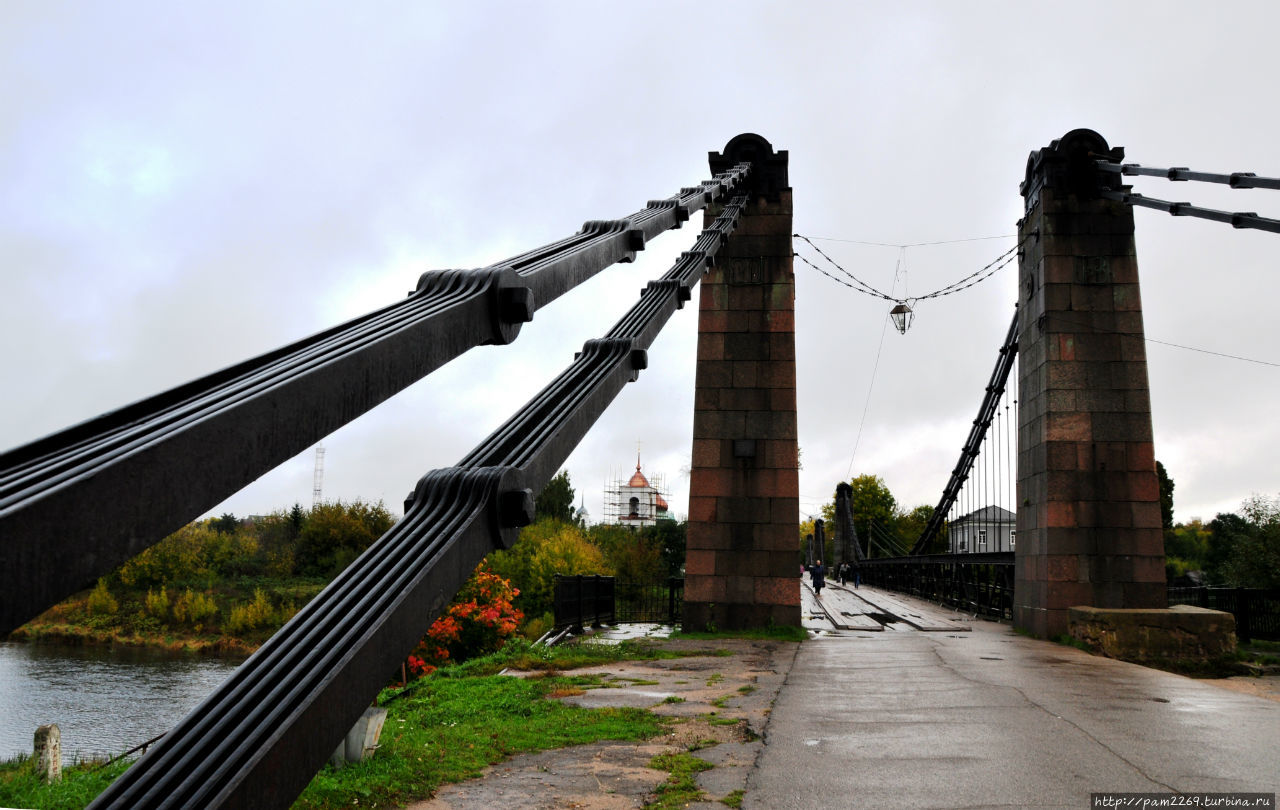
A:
[
  {"left": 535, "top": 470, "right": 576, "bottom": 523},
  {"left": 487, "top": 517, "right": 611, "bottom": 618},
  {"left": 289, "top": 503, "right": 306, "bottom": 539},
  {"left": 1156, "top": 461, "right": 1175, "bottom": 531},
  {"left": 645, "top": 520, "right": 687, "bottom": 578},
  {"left": 212, "top": 513, "right": 240, "bottom": 535},
  {"left": 1207, "top": 511, "right": 1251, "bottom": 583},
  {"left": 843, "top": 475, "right": 897, "bottom": 555},
  {"left": 1213, "top": 495, "right": 1280, "bottom": 588},
  {"left": 1165, "top": 518, "right": 1210, "bottom": 580},
  {"left": 896, "top": 504, "right": 942, "bottom": 553},
  {"left": 294, "top": 500, "right": 395, "bottom": 578}
]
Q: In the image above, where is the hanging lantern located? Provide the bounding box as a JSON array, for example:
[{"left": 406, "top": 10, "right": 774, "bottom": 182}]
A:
[{"left": 890, "top": 302, "right": 913, "bottom": 334}]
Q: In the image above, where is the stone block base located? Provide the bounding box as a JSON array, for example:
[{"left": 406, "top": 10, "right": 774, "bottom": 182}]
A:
[
  {"left": 1068, "top": 605, "right": 1236, "bottom": 665},
  {"left": 684, "top": 601, "right": 800, "bottom": 632}
]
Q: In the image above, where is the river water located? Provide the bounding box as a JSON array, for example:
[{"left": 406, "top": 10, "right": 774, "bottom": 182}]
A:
[{"left": 0, "top": 641, "right": 244, "bottom": 762}]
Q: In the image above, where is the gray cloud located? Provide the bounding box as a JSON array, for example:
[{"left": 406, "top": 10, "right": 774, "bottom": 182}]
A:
[{"left": 2, "top": 2, "right": 1277, "bottom": 532}]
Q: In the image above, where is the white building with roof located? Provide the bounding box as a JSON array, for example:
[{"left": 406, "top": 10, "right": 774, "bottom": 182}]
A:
[
  {"left": 604, "top": 456, "right": 673, "bottom": 528},
  {"left": 948, "top": 505, "right": 1016, "bottom": 553}
]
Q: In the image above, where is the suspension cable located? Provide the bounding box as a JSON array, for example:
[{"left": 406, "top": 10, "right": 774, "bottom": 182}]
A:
[
  {"left": 1098, "top": 189, "right": 1280, "bottom": 235},
  {"left": 1095, "top": 160, "right": 1280, "bottom": 191}
]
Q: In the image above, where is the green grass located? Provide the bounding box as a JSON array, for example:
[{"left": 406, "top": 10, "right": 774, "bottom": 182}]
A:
[
  {"left": 1051, "top": 633, "right": 1093, "bottom": 652},
  {"left": 672, "top": 625, "right": 808, "bottom": 642},
  {"left": 0, "top": 639, "right": 682, "bottom": 810},
  {"left": 0, "top": 755, "right": 133, "bottom": 810},
  {"left": 647, "top": 752, "right": 713, "bottom": 809},
  {"left": 295, "top": 673, "right": 664, "bottom": 809},
  {"left": 722, "top": 787, "right": 746, "bottom": 807}
]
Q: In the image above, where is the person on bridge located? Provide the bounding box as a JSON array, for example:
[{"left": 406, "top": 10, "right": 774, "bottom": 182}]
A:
[{"left": 810, "top": 559, "right": 825, "bottom": 597}]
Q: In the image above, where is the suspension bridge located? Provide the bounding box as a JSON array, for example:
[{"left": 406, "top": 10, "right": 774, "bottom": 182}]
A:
[{"left": 1, "top": 130, "right": 1278, "bottom": 807}]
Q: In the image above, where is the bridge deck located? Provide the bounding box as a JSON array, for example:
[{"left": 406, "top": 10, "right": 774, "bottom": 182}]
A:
[
  {"left": 748, "top": 591, "right": 1280, "bottom": 809},
  {"left": 804, "top": 580, "right": 971, "bottom": 632}
]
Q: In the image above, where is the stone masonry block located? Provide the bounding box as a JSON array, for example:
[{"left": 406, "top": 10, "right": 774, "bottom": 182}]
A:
[
  {"left": 691, "top": 438, "right": 721, "bottom": 469},
  {"left": 1045, "top": 411, "right": 1091, "bottom": 442},
  {"left": 769, "top": 387, "right": 797, "bottom": 412},
  {"left": 726, "top": 576, "right": 755, "bottom": 604},
  {"left": 725, "top": 332, "right": 769, "bottom": 360},
  {"left": 685, "top": 549, "right": 716, "bottom": 577},
  {"left": 699, "top": 310, "right": 729, "bottom": 333},
  {"left": 694, "top": 388, "right": 719, "bottom": 411},
  {"left": 700, "top": 283, "right": 729, "bottom": 311},
  {"left": 697, "top": 333, "right": 725, "bottom": 361},
  {"left": 731, "top": 361, "right": 759, "bottom": 388},
  {"left": 719, "top": 387, "right": 768, "bottom": 411},
  {"left": 690, "top": 467, "right": 733, "bottom": 498},
  {"left": 695, "top": 360, "right": 732, "bottom": 389},
  {"left": 768, "top": 332, "right": 796, "bottom": 360},
  {"left": 755, "top": 576, "right": 799, "bottom": 607},
  {"left": 684, "top": 575, "right": 726, "bottom": 603},
  {"left": 687, "top": 521, "right": 730, "bottom": 551},
  {"left": 688, "top": 496, "right": 716, "bottom": 523},
  {"left": 759, "top": 361, "right": 797, "bottom": 388}
]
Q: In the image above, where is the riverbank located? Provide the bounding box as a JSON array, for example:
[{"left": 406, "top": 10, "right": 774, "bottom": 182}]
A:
[
  {"left": 0, "top": 632, "right": 803, "bottom": 809},
  {"left": 6, "top": 620, "right": 259, "bottom": 655},
  {"left": 6, "top": 576, "right": 329, "bottom": 655}
]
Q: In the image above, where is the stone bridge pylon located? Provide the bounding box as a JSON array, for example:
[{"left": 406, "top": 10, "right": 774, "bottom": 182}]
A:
[{"left": 684, "top": 134, "right": 800, "bottom": 631}]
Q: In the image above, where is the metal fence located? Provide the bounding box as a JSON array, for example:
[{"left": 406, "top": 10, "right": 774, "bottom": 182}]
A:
[
  {"left": 859, "top": 553, "right": 1015, "bottom": 620},
  {"left": 857, "top": 562, "right": 1279, "bottom": 641},
  {"left": 553, "top": 575, "right": 683, "bottom": 630},
  {"left": 1167, "top": 586, "right": 1280, "bottom": 643}
]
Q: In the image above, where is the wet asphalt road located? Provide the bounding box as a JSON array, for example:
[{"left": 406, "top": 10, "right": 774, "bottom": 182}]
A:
[{"left": 749, "top": 586, "right": 1280, "bottom": 810}]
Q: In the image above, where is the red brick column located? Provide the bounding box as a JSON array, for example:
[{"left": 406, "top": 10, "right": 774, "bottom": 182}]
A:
[
  {"left": 684, "top": 134, "right": 799, "bottom": 631},
  {"left": 1014, "top": 129, "right": 1166, "bottom": 638}
]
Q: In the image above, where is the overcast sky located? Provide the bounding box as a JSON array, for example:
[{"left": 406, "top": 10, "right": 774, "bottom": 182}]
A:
[{"left": 3, "top": 1, "right": 1278, "bottom": 534}]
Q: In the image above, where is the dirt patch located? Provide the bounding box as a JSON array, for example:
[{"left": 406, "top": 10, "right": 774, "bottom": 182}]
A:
[
  {"left": 404, "top": 638, "right": 797, "bottom": 809},
  {"left": 1203, "top": 675, "right": 1280, "bottom": 703}
]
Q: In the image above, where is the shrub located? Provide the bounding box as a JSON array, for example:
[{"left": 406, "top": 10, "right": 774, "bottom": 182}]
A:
[
  {"left": 225, "top": 589, "right": 275, "bottom": 635},
  {"left": 172, "top": 588, "right": 218, "bottom": 627},
  {"left": 411, "top": 564, "right": 523, "bottom": 670},
  {"left": 487, "top": 518, "right": 611, "bottom": 618},
  {"left": 144, "top": 587, "right": 170, "bottom": 619},
  {"left": 86, "top": 579, "right": 118, "bottom": 616}
]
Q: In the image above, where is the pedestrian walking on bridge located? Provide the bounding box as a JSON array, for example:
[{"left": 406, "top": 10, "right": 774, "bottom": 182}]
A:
[{"left": 810, "top": 560, "right": 825, "bottom": 597}]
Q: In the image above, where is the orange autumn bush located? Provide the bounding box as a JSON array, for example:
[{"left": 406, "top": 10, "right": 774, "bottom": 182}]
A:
[{"left": 407, "top": 563, "right": 522, "bottom": 676}]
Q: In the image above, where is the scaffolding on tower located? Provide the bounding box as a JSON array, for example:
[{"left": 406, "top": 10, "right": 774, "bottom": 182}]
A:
[
  {"left": 602, "top": 456, "right": 673, "bottom": 527},
  {"left": 312, "top": 444, "right": 325, "bottom": 508}
]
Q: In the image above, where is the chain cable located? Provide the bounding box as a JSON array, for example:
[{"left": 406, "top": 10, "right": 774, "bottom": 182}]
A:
[{"left": 794, "top": 234, "right": 1024, "bottom": 305}]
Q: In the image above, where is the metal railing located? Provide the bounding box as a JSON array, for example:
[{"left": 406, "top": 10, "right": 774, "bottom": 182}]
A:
[
  {"left": 1167, "top": 586, "right": 1280, "bottom": 643},
  {"left": 553, "top": 575, "right": 684, "bottom": 630},
  {"left": 553, "top": 575, "right": 616, "bottom": 631},
  {"left": 860, "top": 553, "right": 1015, "bottom": 619}
]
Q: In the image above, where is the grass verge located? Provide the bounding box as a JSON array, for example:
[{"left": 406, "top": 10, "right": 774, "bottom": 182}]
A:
[
  {"left": 0, "top": 756, "right": 132, "bottom": 810},
  {"left": 671, "top": 625, "right": 807, "bottom": 642},
  {"left": 0, "top": 639, "right": 675, "bottom": 810},
  {"left": 646, "top": 752, "right": 713, "bottom": 809},
  {"left": 295, "top": 673, "right": 663, "bottom": 809}
]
